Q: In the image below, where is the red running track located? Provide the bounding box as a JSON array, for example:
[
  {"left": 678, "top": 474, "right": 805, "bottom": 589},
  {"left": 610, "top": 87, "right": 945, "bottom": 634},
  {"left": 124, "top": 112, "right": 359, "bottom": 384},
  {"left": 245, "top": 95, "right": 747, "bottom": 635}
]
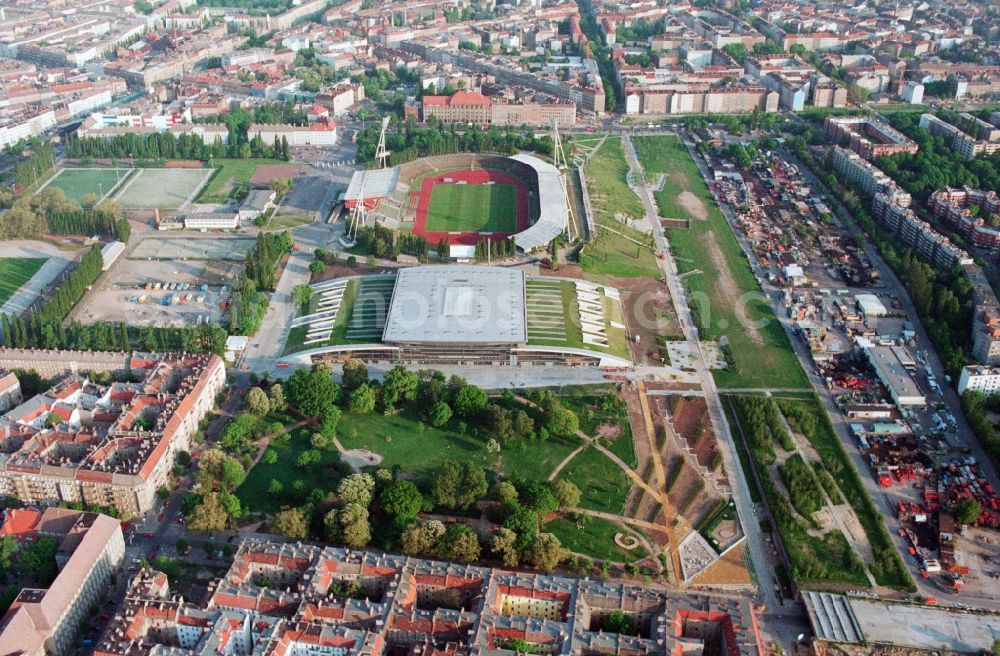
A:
[{"left": 411, "top": 168, "right": 529, "bottom": 246}]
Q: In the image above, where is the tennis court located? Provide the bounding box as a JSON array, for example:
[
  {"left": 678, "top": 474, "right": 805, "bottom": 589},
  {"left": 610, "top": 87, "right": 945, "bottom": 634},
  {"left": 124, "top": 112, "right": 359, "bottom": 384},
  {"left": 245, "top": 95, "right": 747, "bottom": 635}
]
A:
[
  {"left": 129, "top": 237, "right": 255, "bottom": 261},
  {"left": 113, "top": 168, "right": 213, "bottom": 209}
]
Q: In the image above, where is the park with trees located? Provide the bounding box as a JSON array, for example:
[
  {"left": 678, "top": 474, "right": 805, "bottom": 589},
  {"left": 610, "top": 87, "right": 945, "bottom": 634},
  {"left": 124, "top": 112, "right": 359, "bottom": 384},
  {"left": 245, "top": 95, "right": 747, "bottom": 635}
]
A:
[{"left": 181, "top": 363, "right": 657, "bottom": 577}]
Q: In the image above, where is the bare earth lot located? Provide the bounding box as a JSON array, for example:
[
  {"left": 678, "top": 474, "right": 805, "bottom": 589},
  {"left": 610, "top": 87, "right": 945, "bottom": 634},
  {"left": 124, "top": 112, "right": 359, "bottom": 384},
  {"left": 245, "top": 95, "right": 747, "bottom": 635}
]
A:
[{"left": 72, "top": 239, "right": 250, "bottom": 327}]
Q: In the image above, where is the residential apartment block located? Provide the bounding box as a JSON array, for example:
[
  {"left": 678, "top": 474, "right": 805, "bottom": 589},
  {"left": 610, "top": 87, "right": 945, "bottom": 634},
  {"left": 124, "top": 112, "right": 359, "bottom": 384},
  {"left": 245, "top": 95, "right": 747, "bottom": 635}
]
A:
[
  {"left": 919, "top": 113, "right": 1000, "bottom": 160},
  {"left": 824, "top": 116, "right": 919, "bottom": 161},
  {"left": 958, "top": 365, "right": 1000, "bottom": 395},
  {"left": 929, "top": 187, "right": 1000, "bottom": 252},
  {"left": 0, "top": 353, "right": 225, "bottom": 515},
  {"left": 0, "top": 509, "right": 125, "bottom": 656},
  {"left": 96, "top": 539, "right": 764, "bottom": 656},
  {"left": 421, "top": 91, "right": 576, "bottom": 127}
]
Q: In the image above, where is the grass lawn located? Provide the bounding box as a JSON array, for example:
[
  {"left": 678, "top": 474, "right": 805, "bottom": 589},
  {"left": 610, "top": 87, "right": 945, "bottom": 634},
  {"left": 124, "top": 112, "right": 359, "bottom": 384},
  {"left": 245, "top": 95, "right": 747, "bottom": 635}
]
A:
[
  {"left": 197, "top": 158, "right": 284, "bottom": 204},
  {"left": 580, "top": 137, "right": 660, "bottom": 280},
  {"left": 557, "top": 391, "right": 636, "bottom": 468},
  {"left": 283, "top": 275, "right": 395, "bottom": 355},
  {"left": 267, "top": 213, "right": 314, "bottom": 230},
  {"left": 0, "top": 258, "right": 45, "bottom": 306},
  {"left": 424, "top": 184, "right": 517, "bottom": 232},
  {"left": 337, "top": 410, "right": 488, "bottom": 480},
  {"left": 727, "top": 393, "right": 871, "bottom": 588},
  {"left": 43, "top": 168, "right": 129, "bottom": 204},
  {"left": 633, "top": 135, "right": 807, "bottom": 390},
  {"left": 236, "top": 425, "right": 344, "bottom": 515},
  {"left": 557, "top": 445, "right": 630, "bottom": 515},
  {"left": 500, "top": 435, "right": 582, "bottom": 482},
  {"left": 524, "top": 279, "right": 630, "bottom": 360},
  {"left": 545, "top": 514, "right": 648, "bottom": 563},
  {"left": 424, "top": 183, "right": 516, "bottom": 233}
]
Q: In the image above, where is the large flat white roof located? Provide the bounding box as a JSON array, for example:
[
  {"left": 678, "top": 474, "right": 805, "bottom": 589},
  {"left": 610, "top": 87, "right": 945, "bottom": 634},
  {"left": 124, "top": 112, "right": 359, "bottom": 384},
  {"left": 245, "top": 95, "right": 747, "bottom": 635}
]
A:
[
  {"left": 382, "top": 266, "right": 527, "bottom": 344},
  {"left": 344, "top": 167, "right": 399, "bottom": 202},
  {"left": 509, "top": 154, "right": 568, "bottom": 251}
]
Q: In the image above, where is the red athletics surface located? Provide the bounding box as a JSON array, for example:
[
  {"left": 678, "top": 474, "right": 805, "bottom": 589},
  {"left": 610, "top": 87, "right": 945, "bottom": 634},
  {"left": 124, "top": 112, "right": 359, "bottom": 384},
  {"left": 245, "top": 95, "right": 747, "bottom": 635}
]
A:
[{"left": 411, "top": 168, "right": 529, "bottom": 246}]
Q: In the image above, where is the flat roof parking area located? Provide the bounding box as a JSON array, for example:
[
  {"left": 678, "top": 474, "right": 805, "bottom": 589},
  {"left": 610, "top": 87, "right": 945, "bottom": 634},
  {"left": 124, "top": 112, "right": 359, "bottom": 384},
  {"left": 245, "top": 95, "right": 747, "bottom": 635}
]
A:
[
  {"left": 73, "top": 242, "right": 246, "bottom": 327},
  {"left": 281, "top": 174, "right": 332, "bottom": 214},
  {"left": 112, "top": 168, "right": 213, "bottom": 210},
  {"left": 804, "top": 591, "right": 1000, "bottom": 653}
]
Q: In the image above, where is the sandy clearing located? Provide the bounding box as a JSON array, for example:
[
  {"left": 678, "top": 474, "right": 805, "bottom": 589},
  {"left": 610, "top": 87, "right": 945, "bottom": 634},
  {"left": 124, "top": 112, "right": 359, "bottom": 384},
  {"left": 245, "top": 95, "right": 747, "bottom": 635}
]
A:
[
  {"left": 703, "top": 231, "right": 764, "bottom": 346},
  {"left": 677, "top": 190, "right": 709, "bottom": 221}
]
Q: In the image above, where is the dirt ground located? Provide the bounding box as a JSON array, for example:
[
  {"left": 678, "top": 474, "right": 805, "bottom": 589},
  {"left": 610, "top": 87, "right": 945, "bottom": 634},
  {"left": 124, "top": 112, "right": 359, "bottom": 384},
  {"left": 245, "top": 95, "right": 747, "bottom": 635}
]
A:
[
  {"left": 250, "top": 164, "right": 306, "bottom": 186},
  {"left": 670, "top": 395, "right": 723, "bottom": 474},
  {"left": 646, "top": 392, "right": 722, "bottom": 526},
  {"left": 311, "top": 262, "right": 385, "bottom": 282},
  {"left": 704, "top": 231, "right": 763, "bottom": 346},
  {"left": 622, "top": 384, "right": 664, "bottom": 525},
  {"left": 678, "top": 190, "right": 709, "bottom": 221},
  {"left": 608, "top": 275, "right": 680, "bottom": 365},
  {"left": 596, "top": 424, "right": 622, "bottom": 439},
  {"left": 689, "top": 543, "right": 751, "bottom": 586},
  {"left": 953, "top": 527, "right": 1000, "bottom": 596}
]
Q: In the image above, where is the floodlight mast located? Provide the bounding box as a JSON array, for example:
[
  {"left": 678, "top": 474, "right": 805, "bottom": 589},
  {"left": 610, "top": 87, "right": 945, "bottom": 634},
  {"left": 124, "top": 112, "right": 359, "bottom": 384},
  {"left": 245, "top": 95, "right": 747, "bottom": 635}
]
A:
[{"left": 552, "top": 119, "right": 576, "bottom": 241}]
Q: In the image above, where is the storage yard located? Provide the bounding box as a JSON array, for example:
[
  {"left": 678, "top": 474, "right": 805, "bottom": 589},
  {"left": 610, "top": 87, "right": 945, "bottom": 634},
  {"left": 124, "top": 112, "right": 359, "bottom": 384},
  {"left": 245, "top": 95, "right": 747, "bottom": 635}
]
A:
[
  {"left": 711, "top": 142, "right": 1000, "bottom": 600},
  {"left": 71, "top": 237, "right": 251, "bottom": 327}
]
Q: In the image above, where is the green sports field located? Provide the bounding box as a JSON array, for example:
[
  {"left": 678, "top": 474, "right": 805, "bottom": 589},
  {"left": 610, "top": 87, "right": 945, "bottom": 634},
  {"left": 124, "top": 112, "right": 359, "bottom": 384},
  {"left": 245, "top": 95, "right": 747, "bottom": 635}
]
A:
[
  {"left": 43, "top": 168, "right": 128, "bottom": 205},
  {"left": 0, "top": 258, "right": 46, "bottom": 306},
  {"left": 424, "top": 183, "right": 516, "bottom": 232}
]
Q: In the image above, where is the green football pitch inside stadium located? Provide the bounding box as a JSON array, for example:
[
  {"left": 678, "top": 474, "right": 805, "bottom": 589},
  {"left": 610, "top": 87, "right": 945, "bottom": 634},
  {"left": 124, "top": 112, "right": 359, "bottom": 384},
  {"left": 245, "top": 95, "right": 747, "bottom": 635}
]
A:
[
  {"left": 0, "top": 258, "right": 45, "bottom": 306},
  {"left": 424, "top": 183, "right": 516, "bottom": 233}
]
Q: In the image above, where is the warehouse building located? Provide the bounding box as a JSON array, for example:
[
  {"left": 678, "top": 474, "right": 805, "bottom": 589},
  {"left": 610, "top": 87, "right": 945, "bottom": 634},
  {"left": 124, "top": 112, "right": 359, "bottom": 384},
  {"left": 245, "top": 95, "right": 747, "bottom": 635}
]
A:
[{"left": 864, "top": 345, "right": 926, "bottom": 407}]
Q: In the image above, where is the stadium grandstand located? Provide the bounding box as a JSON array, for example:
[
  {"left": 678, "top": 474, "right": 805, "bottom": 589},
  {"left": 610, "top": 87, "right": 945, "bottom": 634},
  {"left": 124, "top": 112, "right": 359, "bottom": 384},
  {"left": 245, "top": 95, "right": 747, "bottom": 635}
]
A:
[
  {"left": 509, "top": 154, "right": 568, "bottom": 251},
  {"left": 284, "top": 266, "right": 632, "bottom": 367}
]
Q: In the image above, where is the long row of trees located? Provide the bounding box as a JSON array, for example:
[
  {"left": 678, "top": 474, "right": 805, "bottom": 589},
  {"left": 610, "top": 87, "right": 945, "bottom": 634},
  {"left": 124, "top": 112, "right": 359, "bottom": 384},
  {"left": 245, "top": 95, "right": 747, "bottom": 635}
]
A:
[
  {"left": 46, "top": 206, "right": 130, "bottom": 241},
  {"left": 228, "top": 231, "right": 293, "bottom": 335},
  {"left": 1, "top": 245, "right": 101, "bottom": 348},
  {"left": 13, "top": 142, "right": 56, "bottom": 188},
  {"left": 356, "top": 120, "right": 554, "bottom": 167},
  {"left": 353, "top": 225, "right": 435, "bottom": 260},
  {"left": 66, "top": 114, "right": 292, "bottom": 163}
]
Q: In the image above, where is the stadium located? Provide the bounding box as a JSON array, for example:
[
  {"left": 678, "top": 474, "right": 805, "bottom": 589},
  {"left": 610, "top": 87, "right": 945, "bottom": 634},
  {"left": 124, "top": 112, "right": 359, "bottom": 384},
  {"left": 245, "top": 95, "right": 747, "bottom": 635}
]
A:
[
  {"left": 343, "top": 153, "right": 568, "bottom": 255},
  {"left": 284, "top": 265, "right": 633, "bottom": 368}
]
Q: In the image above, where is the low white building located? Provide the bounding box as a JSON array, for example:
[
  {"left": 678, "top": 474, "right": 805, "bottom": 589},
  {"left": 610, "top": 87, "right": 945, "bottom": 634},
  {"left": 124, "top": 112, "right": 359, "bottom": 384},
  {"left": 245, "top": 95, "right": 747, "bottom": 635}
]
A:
[
  {"left": 100, "top": 241, "right": 125, "bottom": 271},
  {"left": 958, "top": 365, "right": 1000, "bottom": 395},
  {"left": 184, "top": 212, "right": 240, "bottom": 230},
  {"left": 238, "top": 190, "right": 275, "bottom": 223},
  {"left": 856, "top": 293, "right": 888, "bottom": 319}
]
